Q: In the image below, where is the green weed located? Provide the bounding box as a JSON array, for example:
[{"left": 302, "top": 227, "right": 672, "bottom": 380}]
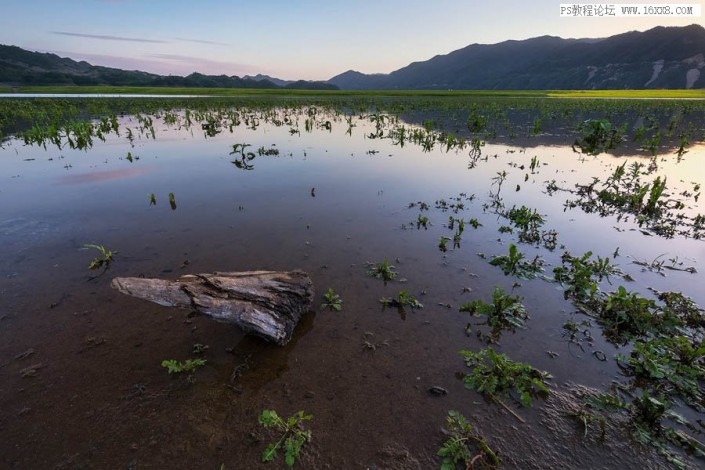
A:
[
  {"left": 84, "top": 243, "right": 115, "bottom": 271},
  {"left": 572, "top": 118, "right": 623, "bottom": 155},
  {"left": 259, "top": 409, "right": 312, "bottom": 467},
  {"left": 321, "top": 288, "right": 343, "bottom": 311},
  {"left": 161, "top": 358, "right": 207, "bottom": 375},
  {"left": 366, "top": 260, "right": 398, "bottom": 283},
  {"left": 460, "top": 347, "right": 551, "bottom": 407},
  {"left": 460, "top": 287, "right": 528, "bottom": 343},
  {"left": 438, "top": 410, "right": 500, "bottom": 470},
  {"left": 379, "top": 290, "right": 423, "bottom": 310},
  {"left": 489, "top": 243, "right": 543, "bottom": 279}
]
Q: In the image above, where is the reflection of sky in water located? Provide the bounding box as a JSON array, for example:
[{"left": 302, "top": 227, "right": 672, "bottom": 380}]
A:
[
  {"left": 1, "top": 112, "right": 704, "bottom": 310},
  {"left": 2, "top": 109, "right": 705, "bottom": 470}
]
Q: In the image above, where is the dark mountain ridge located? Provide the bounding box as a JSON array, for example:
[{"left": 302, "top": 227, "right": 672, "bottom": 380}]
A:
[
  {"left": 328, "top": 24, "right": 705, "bottom": 90},
  {"left": 0, "top": 45, "right": 338, "bottom": 90}
]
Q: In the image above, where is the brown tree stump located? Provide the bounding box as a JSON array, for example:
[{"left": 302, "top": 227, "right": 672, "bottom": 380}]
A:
[{"left": 111, "top": 270, "right": 314, "bottom": 345}]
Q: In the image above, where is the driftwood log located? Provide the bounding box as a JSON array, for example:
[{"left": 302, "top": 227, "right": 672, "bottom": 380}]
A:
[{"left": 111, "top": 270, "right": 314, "bottom": 345}]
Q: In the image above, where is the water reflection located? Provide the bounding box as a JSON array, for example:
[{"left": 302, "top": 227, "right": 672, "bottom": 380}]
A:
[
  {"left": 60, "top": 167, "right": 153, "bottom": 184},
  {"left": 1, "top": 104, "right": 705, "bottom": 468}
]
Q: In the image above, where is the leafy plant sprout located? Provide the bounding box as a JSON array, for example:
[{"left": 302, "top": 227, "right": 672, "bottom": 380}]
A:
[
  {"left": 259, "top": 409, "right": 312, "bottom": 467},
  {"left": 489, "top": 243, "right": 544, "bottom": 279},
  {"left": 321, "top": 287, "right": 343, "bottom": 311},
  {"left": 460, "top": 347, "right": 551, "bottom": 410},
  {"left": 438, "top": 410, "right": 500, "bottom": 470},
  {"left": 379, "top": 290, "right": 424, "bottom": 311},
  {"left": 460, "top": 286, "right": 529, "bottom": 343},
  {"left": 366, "top": 260, "right": 398, "bottom": 283},
  {"left": 161, "top": 358, "right": 207, "bottom": 375},
  {"left": 83, "top": 243, "right": 115, "bottom": 271},
  {"left": 439, "top": 236, "right": 451, "bottom": 252}
]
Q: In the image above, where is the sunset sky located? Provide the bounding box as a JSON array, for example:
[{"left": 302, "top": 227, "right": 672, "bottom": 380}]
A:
[{"left": 0, "top": 0, "right": 700, "bottom": 80}]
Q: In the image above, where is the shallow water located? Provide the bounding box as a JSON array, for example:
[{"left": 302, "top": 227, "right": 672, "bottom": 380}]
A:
[{"left": 0, "top": 107, "right": 703, "bottom": 468}]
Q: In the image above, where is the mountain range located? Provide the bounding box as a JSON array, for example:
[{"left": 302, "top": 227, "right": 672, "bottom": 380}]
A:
[
  {"left": 2, "top": 24, "right": 704, "bottom": 91},
  {"left": 0, "top": 45, "right": 337, "bottom": 90},
  {"left": 329, "top": 24, "right": 705, "bottom": 90}
]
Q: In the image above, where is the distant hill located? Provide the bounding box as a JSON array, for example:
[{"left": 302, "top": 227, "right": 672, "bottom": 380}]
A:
[
  {"left": 328, "top": 25, "right": 705, "bottom": 90},
  {"left": 242, "top": 74, "right": 293, "bottom": 87},
  {"left": 0, "top": 45, "right": 338, "bottom": 90}
]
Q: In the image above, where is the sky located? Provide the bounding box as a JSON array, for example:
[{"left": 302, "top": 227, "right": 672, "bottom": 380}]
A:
[{"left": 0, "top": 0, "right": 701, "bottom": 80}]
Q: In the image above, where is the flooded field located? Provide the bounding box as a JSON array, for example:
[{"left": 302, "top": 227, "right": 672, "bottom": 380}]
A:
[{"left": 1, "top": 97, "right": 704, "bottom": 469}]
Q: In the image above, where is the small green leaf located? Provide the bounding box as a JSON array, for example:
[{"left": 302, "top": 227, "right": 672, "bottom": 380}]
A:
[{"left": 262, "top": 443, "right": 278, "bottom": 462}]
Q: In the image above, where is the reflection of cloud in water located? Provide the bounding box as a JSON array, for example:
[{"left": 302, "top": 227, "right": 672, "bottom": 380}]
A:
[{"left": 59, "top": 167, "right": 152, "bottom": 184}]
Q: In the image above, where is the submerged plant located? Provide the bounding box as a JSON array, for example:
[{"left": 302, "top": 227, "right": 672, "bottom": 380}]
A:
[
  {"left": 259, "top": 409, "right": 313, "bottom": 467},
  {"left": 617, "top": 335, "right": 705, "bottom": 411},
  {"left": 438, "top": 410, "right": 500, "bottom": 470},
  {"left": 504, "top": 205, "right": 545, "bottom": 244},
  {"left": 553, "top": 251, "right": 621, "bottom": 303},
  {"left": 161, "top": 358, "right": 207, "bottom": 375},
  {"left": 573, "top": 118, "right": 623, "bottom": 155},
  {"left": 84, "top": 243, "right": 115, "bottom": 271},
  {"left": 379, "top": 290, "right": 423, "bottom": 311},
  {"left": 489, "top": 243, "right": 543, "bottom": 279},
  {"left": 321, "top": 288, "right": 343, "bottom": 311},
  {"left": 584, "top": 390, "right": 705, "bottom": 469},
  {"left": 460, "top": 287, "right": 528, "bottom": 342},
  {"left": 366, "top": 260, "right": 398, "bottom": 283}
]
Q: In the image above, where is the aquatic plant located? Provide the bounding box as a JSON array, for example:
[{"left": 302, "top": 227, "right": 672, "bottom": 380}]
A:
[
  {"left": 321, "top": 288, "right": 343, "bottom": 311},
  {"left": 504, "top": 205, "right": 544, "bottom": 244},
  {"left": 489, "top": 243, "right": 543, "bottom": 279},
  {"left": 84, "top": 243, "right": 115, "bottom": 271},
  {"left": 366, "top": 260, "right": 398, "bottom": 282},
  {"left": 552, "top": 251, "right": 621, "bottom": 302},
  {"left": 379, "top": 290, "right": 423, "bottom": 310},
  {"left": 416, "top": 214, "right": 430, "bottom": 229},
  {"left": 572, "top": 118, "right": 623, "bottom": 155},
  {"left": 617, "top": 336, "right": 705, "bottom": 411},
  {"left": 259, "top": 409, "right": 312, "bottom": 467},
  {"left": 460, "top": 347, "right": 551, "bottom": 408},
  {"left": 161, "top": 358, "right": 207, "bottom": 375},
  {"left": 584, "top": 391, "right": 705, "bottom": 469},
  {"left": 460, "top": 287, "right": 528, "bottom": 342},
  {"left": 438, "top": 410, "right": 500, "bottom": 470}
]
